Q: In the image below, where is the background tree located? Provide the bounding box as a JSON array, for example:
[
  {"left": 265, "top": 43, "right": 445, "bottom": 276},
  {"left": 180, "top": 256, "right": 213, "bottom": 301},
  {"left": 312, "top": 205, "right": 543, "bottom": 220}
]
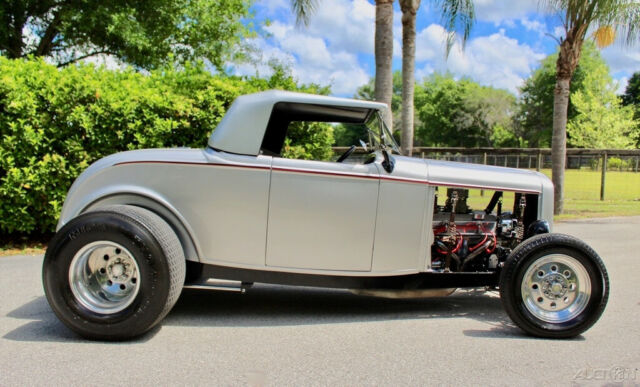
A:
[
  {"left": 399, "top": 0, "right": 474, "bottom": 156},
  {"left": 622, "top": 72, "right": 640, "bottom": 107},
  {"left": 517, "top": 41, "right": 609, "bottom": 147},
  {"left": 621, "top": 71, "right": 640, "bottom": 146},
  {"left": 540, "top": 0, "right": 640, "bottom": 214},
  {"left": 567, "top": 91, "right": 636, "bottom": 149},
  {"left": 415, "top": 73, "right": 519, "bottom": 147},
  {"left": 0, "top": 0, "right": 252, "bottom": 69},
  {"left": 566, "top": 54, "right": 636, "bottom": 148}
]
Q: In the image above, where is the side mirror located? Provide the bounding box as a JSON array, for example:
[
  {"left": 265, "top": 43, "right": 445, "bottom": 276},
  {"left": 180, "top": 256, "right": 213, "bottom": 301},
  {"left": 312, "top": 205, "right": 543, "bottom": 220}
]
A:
[{"left": 381, "top": 150, "right": 395, "bottom": 173}]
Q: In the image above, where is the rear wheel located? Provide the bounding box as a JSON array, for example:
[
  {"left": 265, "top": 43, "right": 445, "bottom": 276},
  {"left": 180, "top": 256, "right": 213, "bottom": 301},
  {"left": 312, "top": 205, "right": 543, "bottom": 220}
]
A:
[
  {"left": 43, "top": 205, "right": 185, "bottom": 340},
  {"left": 499, "top": 233, "right": 608, "bottom": 338}
]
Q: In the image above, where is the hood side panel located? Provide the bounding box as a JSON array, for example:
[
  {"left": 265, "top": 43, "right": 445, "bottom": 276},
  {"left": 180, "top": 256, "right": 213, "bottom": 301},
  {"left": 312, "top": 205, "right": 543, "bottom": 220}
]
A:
[{"left": 425, "top": 159, "right": 545, "bottom": 193}]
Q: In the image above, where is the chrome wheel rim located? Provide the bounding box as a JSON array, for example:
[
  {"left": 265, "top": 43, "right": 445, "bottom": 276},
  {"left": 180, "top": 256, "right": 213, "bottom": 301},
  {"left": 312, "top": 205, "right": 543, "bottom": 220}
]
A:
[
  {"left": 69, "top": 241, "right": 140, "bottom": 314},
  {"left": 521, "top": 254, "right": 591, "bottom": 323}
]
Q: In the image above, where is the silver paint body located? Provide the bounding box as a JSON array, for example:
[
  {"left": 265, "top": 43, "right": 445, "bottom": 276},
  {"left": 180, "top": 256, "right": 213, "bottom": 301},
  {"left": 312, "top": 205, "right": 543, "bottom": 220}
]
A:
[{"left": 58, "top": 91, "right": 554, "bottom": 277}]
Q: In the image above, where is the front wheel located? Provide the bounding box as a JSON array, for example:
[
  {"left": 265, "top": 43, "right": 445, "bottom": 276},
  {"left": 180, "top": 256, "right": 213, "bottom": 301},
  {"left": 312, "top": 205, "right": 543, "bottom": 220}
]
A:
[
  {"left": 43, "top": 205, "right": 186, "bottom": 340},
  {"left": 499, "top": 233, "right": 609, "bottom": 338}
]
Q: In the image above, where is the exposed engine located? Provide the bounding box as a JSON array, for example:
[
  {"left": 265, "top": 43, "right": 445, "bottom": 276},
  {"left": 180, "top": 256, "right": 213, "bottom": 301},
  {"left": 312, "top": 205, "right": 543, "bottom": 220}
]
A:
[{"left": 431, "top": 188, "right": 543, "bottom": 273}]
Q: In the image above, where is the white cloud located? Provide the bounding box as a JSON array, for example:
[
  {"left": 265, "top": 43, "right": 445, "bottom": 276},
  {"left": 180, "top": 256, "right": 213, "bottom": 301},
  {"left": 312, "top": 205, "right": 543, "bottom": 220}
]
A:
[
  {"left": 265, "top": 21, "right": 289, "bottom": 40},
  {"left": 415, "top": 25, "right": 545, "bottom": 93},
  {"left": 234, "top": 0, "right": 374, "bottom": 96},
  {"left": 305, "top": 0, "right": 376, "bottom": 54},
  {"left": 520, "top": 17, "right": 547, "bottom": 36},
  {"left": 601, "top": 43, "right": 640, "bottom": 75},
  {"left": 415, "top": 24, "right": 449, "bottom": 63},
  {"left": 238, "top": 0, "right": 554, "bottom": 96},
  {"left": 278, "top": 32, "right": 333, "bottom": 68}
]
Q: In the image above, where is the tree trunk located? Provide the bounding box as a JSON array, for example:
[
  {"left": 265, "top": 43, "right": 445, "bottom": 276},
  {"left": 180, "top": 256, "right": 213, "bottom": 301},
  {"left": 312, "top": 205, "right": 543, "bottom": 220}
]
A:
[
  {"left": 400, "top": 0, "right": 419, "bottom": 156},
  {"left": 551, "top": 76, "right": 570, "bottom": 214},
  {"left": 551, "top": 37, "right": 582, "bottom": 215},
  {"left": 35, "top": 11, "right": 62, "bottom": 57},
  {"left": 374, "top": 0, "right": 394, "bottom": 130},
  {"left": 4, "top": 3, "right": 26, "bottom": 58}
]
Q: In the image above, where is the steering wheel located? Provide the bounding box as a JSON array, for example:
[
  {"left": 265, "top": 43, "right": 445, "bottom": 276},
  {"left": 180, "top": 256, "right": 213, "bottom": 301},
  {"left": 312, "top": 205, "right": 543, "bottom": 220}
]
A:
[{"left": 336, "top": 145, "right": 356, "bottom": 163}]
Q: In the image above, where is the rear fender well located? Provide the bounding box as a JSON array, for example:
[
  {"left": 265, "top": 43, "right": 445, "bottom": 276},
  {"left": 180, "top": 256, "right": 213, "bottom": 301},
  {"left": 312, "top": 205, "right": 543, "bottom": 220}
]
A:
[{"left": 81, "top": 193, "right": 201, "bottom": 262}]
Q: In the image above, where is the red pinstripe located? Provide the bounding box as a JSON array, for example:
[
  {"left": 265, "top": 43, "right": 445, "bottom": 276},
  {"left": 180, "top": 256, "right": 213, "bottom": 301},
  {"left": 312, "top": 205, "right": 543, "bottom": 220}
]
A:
[{"left": 113, "top": 160, "right": 540, "bottom": 193}]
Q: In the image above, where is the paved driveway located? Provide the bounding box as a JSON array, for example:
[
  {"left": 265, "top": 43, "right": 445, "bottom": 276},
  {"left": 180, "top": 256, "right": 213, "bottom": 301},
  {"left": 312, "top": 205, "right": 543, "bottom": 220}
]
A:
[{"left": 1, "top": 217, "right": 639, "bottom": 385}]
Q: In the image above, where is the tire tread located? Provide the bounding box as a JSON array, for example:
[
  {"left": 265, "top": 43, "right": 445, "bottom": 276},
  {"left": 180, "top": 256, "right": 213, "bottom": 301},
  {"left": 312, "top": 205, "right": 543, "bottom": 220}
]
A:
[{"left": 92, "top": 205, "right": 186, "bottom": 327}]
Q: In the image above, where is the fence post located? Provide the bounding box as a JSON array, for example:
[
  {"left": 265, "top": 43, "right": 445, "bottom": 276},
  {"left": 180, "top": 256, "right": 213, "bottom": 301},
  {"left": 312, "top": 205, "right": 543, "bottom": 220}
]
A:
[
  {"left": 600, "top": 152, "right": 607, "bottom": 201},
  {"left": 537, "top": 151, "right": 542, "bottom": 171},
  {"left": 481, "top": 152, "right": 487, "bottom": 197},
  {"left": 636, "top": 156, "right": 639, "bottom": 173}
]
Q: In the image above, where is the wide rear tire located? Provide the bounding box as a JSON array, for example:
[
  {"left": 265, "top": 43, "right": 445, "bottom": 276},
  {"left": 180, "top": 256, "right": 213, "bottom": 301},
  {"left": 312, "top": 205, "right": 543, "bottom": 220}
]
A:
[
  {"left": 499, "top": 233, "right": 609, "bottom": 338},
  {"left": 43, "top": 205, "right": 185, "bottom": 340}
]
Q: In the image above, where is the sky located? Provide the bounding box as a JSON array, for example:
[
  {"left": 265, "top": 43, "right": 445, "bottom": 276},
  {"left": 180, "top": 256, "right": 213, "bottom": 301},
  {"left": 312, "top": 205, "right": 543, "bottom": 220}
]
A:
[{"left": 230, "top": 0, "right": 640, "bottom": 97}]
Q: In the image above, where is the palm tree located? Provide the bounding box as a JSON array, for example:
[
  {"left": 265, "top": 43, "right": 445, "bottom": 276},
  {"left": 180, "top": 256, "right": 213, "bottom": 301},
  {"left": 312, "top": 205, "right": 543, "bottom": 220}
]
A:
[
  {"left": 399, "top": 0, "right": 420, "bottom": 155},
  {"left": 375, "top": 0, "right": 395, "bottom": 129},
  {"left": 293, "top": 0, "right": 474, "bottom": 156},
  {"left": 541, "top": 0, "right": 640, "bottom": 214},
  {"left": 399, "top": 0, "right": 474, "bottom": 155},
  {"left": 292, "top": 0, "right": 395, "bottom": 128}
]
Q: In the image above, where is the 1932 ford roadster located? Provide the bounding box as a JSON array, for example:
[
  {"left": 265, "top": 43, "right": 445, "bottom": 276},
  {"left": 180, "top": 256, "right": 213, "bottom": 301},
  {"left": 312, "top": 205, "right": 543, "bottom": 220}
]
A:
[{"left": 43, "top": 90, "right": 609, "bottom": 340}]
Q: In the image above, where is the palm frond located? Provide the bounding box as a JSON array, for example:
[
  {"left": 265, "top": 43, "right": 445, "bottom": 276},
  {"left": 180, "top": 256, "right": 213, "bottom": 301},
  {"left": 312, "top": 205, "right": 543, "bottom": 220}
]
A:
[
  {"left": 541, "top": 0, "right": 640, "bottom": 48},
  {"left": 606, "top": 1, "right": 640, "bottom": 46},
  {"left": 592, "top": 25, "right": 615, "bottom": 48},
  {"left": 291, "top": 0, "right": 319, "bottom": 27},
  {"left": 432, "top": 0, "right": 475, "bottom": 57}
]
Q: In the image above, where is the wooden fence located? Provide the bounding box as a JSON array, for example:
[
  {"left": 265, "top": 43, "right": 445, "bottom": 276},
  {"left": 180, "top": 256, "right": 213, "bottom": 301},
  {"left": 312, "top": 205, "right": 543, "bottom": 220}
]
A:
[{"left": 332, "top": 147, "right": 640, "bottom": 201}]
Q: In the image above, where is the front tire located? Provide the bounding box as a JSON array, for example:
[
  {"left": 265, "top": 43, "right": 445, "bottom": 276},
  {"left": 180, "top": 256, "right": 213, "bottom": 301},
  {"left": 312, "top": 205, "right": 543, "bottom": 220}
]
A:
[
  {"left": 43, "top": 205, "right": 186, "bottom": 340},
  {"left": 499, "top": 233, "right": 609, "bottom": 338}
]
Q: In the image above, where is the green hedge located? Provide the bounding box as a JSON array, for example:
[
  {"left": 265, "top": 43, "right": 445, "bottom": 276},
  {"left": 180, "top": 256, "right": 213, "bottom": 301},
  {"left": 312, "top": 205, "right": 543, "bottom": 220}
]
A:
[{"left": 0, "top": 58, "right": 331, "bottom": 234}]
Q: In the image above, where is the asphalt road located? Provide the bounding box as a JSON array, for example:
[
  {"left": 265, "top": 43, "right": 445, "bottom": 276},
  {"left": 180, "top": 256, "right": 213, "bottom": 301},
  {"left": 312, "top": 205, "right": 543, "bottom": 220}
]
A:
[{"left": 1, "top": 217, "right": 639, "bottom": 386}]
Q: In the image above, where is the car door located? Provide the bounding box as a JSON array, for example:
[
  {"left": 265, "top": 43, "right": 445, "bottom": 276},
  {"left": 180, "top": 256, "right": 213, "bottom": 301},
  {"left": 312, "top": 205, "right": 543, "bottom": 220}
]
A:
[
  {"left": 370, "top": 155, "right": 431, "bottom": 273},
  {"left": 265, "top": 157, "right": 380, "bottom": 271}
]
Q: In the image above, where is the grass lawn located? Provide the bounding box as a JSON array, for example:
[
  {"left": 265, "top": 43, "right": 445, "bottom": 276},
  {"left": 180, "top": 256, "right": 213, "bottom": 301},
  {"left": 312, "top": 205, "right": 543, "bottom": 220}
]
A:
[
  {"left": 548, "top": 168, "right": 640, "bottom": 220},
  {"left": 2, "top": 169, "right": 639, "bottom": 257},
  {"left": 466, "top": 169, "right": 640, "bottom": 220}
]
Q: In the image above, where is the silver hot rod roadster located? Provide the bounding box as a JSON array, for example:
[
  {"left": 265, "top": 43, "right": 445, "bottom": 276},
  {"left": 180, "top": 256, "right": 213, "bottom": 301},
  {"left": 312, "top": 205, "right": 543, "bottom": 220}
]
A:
[{"left": 43, "top": 90, "right": 609, "bottom": 340}]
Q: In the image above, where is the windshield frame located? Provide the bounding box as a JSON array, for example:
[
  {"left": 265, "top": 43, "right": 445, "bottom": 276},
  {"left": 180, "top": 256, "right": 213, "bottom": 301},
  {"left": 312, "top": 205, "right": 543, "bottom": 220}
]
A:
[{"left": 365, "top": 111, "right": 400, "bottom": 154}]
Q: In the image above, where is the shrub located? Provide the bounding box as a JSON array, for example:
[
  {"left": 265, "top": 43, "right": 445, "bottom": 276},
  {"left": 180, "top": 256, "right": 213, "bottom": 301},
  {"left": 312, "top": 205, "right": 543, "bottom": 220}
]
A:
[
  {"left": 0, "top": 58, "right": 331, "bottom": 234},
  {"left": 606, "top": 157, "right": 633, "bottom": 171},
  {"left": 588, "top": 156, "right": 634, "bottom": 171}
]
